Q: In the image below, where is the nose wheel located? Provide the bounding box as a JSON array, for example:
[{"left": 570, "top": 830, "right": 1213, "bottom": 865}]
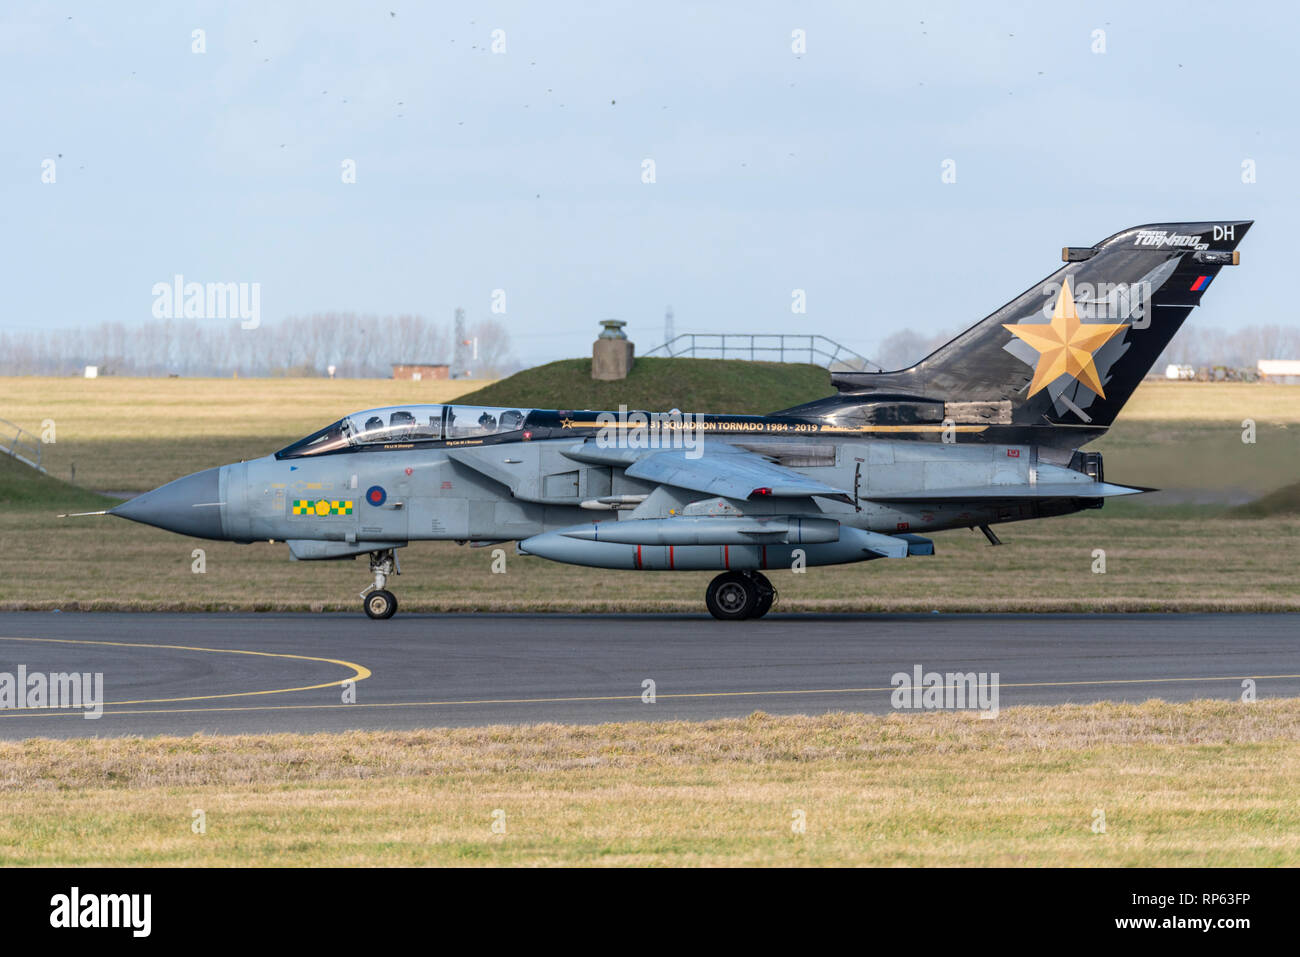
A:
[
  {"left": 364, "top": 589, "right": 398, "bottom": 619},
  {"left": 705, "top": 571, "right": 776, "bottom": 621},
  {"left": 360, "top": 549, "right": 400, "bottom": 619}
]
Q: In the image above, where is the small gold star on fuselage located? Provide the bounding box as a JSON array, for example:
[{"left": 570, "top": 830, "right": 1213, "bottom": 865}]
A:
[
  {"left": 560, "top": 417, "right": 575, "bottom": 429},
  {"left": 1002, "top": 278, "right": 1127, "bottom": 398}
]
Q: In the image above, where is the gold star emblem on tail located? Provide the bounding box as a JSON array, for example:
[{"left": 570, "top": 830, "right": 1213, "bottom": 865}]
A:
[{"left": 1002, "top": 278, "right": 1127, "bottom": 398}]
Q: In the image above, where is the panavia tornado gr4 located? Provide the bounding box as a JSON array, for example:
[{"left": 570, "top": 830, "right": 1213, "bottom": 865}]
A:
[{"left": 108, "top": 220, "right": 1250, "bottom": 619}]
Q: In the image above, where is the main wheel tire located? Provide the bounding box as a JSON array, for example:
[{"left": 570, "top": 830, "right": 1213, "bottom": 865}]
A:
[
  {"left": 364, "top": 589, "right": 398, "bottom": 620},
  {"left": 706, "top": 572, "right": 758, "bottom": 621}
]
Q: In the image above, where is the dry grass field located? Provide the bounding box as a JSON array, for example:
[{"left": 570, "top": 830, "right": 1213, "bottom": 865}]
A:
[
  {"left": 1, "top": 700, "right": 1296, "bottom": 866},
  {"left": 3, "top": 499, "right": 1297, "bottom": 612},
  {"left": 1, "top": 376, "right": 1297, "bottom": 493},
  {"left": 0, "top": 376, "right": 492, "bottom": 491},
  {"left": 1090, "top": 382, "right": 1299, "bottom": 497},
  {"left": 1, "top": 376, "right": 1297, "bottom": 612},
  {"left": 1115, "top": 380, "right": 1300, "bottom": 422}
]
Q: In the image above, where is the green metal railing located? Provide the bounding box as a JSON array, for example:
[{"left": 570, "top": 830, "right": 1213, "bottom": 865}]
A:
[
  {"left": 642, "top": 334, "right": 881, "bottom": 372},
  {"left": 0, "top": 418, "right": 46, "bottom": 473}
]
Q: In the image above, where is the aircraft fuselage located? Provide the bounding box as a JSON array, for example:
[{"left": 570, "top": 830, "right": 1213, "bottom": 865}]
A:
[{"left": 115, "top": 405, "right": 1105, "bottom": 574}]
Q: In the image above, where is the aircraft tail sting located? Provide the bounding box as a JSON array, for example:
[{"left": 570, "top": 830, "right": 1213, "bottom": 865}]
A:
[{"left": 823, "top": 221, "right": 1252, "bottom": 445}]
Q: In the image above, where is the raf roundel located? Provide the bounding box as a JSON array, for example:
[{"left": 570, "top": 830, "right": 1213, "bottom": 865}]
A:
[{"left": 365, "top": 485, "right": 387, "bottom": 507}]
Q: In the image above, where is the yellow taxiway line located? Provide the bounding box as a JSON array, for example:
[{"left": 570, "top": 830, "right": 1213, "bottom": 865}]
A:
[
  {"left": 2, "top": 670, "right": 1296, "bottom": 720},
  {"left": 0, "top": 636, "right": 370, "bottom": 710}
]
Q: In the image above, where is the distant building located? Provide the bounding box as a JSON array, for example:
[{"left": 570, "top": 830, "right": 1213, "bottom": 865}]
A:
[
  {"left": 392, "top": 363, "right": 449, "bottom": 381},
  {"left": 1257, "top": 359, "right": 1300, "bottom": 383},
  {"left": 1164, "top": 363, "right": 1195, "bottom": 380}
]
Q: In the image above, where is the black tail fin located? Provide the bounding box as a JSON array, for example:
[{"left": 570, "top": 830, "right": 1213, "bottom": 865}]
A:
[{"left": 833, "top": 221, "right": 1252, "bottom": 431}]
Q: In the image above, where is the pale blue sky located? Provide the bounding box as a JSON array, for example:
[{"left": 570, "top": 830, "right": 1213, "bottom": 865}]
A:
[{"left": 3, "top": 1, "right": 1295, "bottom": 364}]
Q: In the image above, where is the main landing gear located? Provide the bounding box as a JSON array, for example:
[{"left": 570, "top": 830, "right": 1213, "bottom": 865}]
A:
[
  {"left": 705, "top": 570, "right": 776, "bottom": 621},
  {"left": 361, "top": 549, "right": 399, "bottom": 619}
]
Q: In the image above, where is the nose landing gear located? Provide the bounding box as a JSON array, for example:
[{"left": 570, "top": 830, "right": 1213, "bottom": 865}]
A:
[
  {"left": 364, "top": 589, "right": 397, "bottom": 619},
  {"left": 361, "top": 549, "right": 400, "bottom": 619},
  {"left": 705, "top": 570, "right": 776, "bottom": 621}
]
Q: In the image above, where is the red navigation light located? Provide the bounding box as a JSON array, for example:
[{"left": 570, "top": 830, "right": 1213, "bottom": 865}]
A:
[
  {"left": 752, "top": 487, "right": 772, "bottom": 496},
  {"left": 522, "top": 430, "right": 533, "bottom": 440}
]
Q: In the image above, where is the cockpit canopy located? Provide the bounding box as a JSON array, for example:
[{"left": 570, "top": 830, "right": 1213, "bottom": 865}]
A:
[{"left": 275, "top": 403, "right": 534, "bottom": 458}]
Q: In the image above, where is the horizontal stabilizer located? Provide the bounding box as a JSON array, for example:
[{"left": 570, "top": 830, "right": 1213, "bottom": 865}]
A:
[
  {"left": 856, "top": 530, "right": 909, "bottom": 558},
  {"left": 896, "top": 533, "right": 936, "bottom": 556},
  {"left": 853, "top": 529, "right": 935, "bottom": 558}
]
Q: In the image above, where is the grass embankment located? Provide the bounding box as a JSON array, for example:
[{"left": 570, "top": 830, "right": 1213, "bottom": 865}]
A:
[
  {"left": 453, "top": 356, "right": 832, "bottom": 415},
  {"left": 0, "top": 454, "right": 116, "bottom": 512},
  {"left": 1, "top": 700, "right": 1296, "bottom": 866},
  {"left": 1231, "top": 481, "right": 1300, "bottom": 517}
]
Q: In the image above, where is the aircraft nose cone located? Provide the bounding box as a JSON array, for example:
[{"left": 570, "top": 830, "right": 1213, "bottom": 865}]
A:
[{"left": 110, "top": 466, "right": 226, "bottom": 540}]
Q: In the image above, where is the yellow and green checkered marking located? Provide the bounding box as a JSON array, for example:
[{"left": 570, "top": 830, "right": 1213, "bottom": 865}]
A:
[{"left": 291, "top": 499, "right": 353, "bottom": 516}]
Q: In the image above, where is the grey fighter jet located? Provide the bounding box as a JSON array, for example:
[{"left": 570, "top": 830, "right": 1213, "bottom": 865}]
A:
[{"left": 108, "top": 221, "right": 1250, "bottom": 619}]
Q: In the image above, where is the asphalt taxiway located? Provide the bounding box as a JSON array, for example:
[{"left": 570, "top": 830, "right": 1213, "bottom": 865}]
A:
[{"left": 0, "top": 612, "right": 1296, "bottom": 737}]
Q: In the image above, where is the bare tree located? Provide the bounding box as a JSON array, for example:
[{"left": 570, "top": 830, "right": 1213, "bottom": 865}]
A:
[
  {"left": 874, "top": 329, "right": 957, "bottom": 371},
  {"left": 466, "top": 318, "right": 517, "bottom": 378},
  {"left": 0, "top": 312, "right": 491, "bottom": 377}
]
